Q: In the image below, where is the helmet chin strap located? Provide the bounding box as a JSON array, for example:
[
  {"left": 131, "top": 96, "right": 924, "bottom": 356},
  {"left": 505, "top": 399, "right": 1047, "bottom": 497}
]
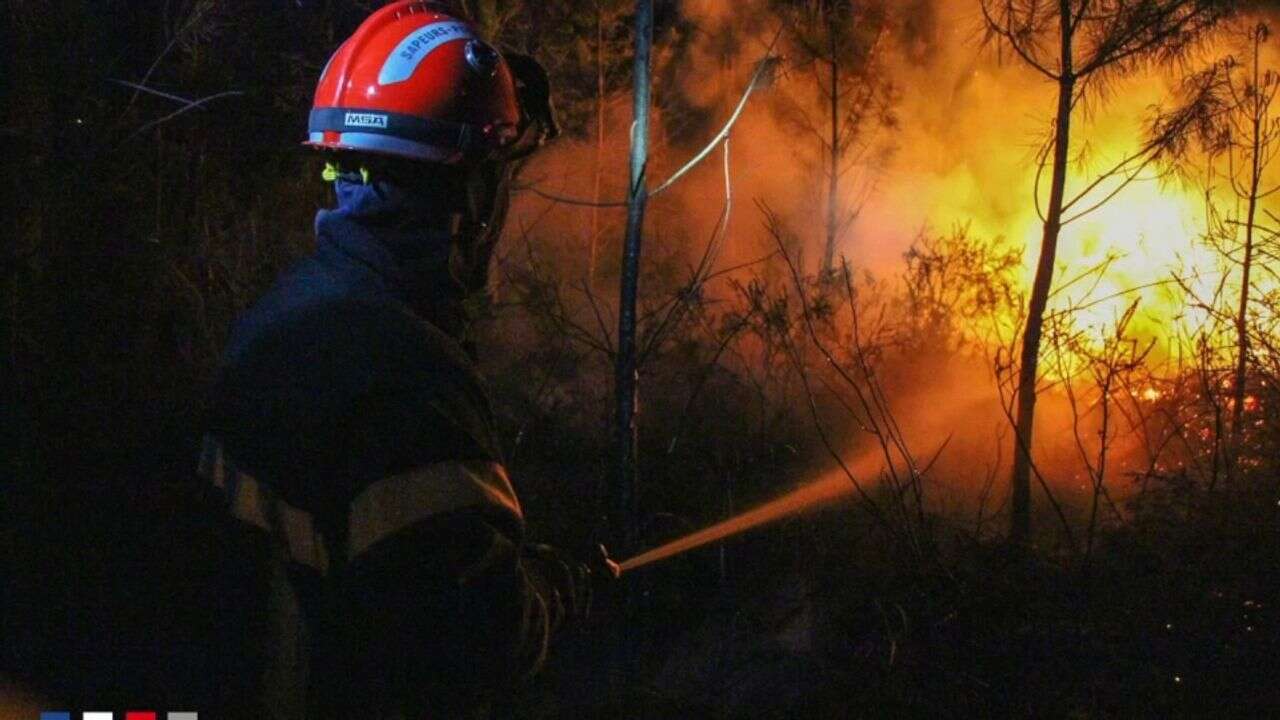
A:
[{"left": 322, "top": 161, "right": 371, "bottom": 185}]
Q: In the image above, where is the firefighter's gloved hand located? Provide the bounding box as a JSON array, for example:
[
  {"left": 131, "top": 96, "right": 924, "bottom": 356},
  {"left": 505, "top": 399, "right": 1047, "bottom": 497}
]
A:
[
  {"left": 589, "top": 543, "right": 622, "bottom": 583},
  {"left": 521, "top": 543, "right": 614, "bottom": 633}
]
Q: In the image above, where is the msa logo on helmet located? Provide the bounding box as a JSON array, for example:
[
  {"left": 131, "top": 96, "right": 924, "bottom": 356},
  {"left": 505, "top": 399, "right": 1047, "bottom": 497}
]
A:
[{"left": 344, "top": 112, "right": 388, "bottom": 129}]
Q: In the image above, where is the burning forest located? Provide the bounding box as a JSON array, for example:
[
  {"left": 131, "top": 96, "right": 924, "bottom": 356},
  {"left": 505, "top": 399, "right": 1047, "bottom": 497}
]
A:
[{"left": 4, "top": 0, "right": 1280, "bottom": 717}]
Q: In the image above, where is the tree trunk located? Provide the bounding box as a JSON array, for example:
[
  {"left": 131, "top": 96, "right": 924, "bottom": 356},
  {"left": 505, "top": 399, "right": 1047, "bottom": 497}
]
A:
[
  {"left": 613, "top": 0, "right": 652, "bottom": 557},
  {"left": 590, "top": 1, "right": 606, "bottom": 277},
  {"left": 1231, "top": 42, "right": 1263, "bottom": 472},
  {"left": 824, "top": 22, "right": 840, "bottom": 274},
  {"left": 1010, "top": 6, "right": 1074, "bottom": 547},
  {"left": 1232, "top": 156, "right": 1258, "bottom": 468}
]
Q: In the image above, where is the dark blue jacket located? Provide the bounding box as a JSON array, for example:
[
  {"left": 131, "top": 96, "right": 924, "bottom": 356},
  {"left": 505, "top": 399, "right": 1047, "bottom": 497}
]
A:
[
  {"left": 223, "top": 177, "right": 457, "bottom": 364},
  {"left": 203, "top": 179, "right": 551, "bottom": 714},
  {"left": 208, "top": 178, "right": 520, "bottom": 536}
]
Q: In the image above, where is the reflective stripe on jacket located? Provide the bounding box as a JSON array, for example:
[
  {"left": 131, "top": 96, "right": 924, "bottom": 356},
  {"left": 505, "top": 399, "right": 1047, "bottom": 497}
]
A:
[{"left": 199, "top": 434, "right": 521, "bottom": 574}]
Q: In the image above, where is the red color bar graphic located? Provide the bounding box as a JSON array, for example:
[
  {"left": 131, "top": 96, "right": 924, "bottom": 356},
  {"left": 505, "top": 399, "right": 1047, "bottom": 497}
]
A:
[{"left": 126, "top": 712, "right": 157, "bottom": 720}]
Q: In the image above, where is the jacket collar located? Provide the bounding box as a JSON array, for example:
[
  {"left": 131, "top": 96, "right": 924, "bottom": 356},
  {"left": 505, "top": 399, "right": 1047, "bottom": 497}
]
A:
[{"left": 313, "top": 178, "right": 455, "bottom": 299}]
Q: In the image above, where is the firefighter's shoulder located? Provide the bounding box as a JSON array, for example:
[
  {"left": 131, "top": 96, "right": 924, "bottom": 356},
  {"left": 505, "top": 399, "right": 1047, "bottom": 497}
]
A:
[{"left": 208, "top": 297, "right": 502, "bottom": 507}]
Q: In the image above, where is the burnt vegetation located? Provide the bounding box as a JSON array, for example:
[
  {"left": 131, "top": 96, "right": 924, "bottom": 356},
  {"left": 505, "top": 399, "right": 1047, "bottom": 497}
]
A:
[{"left": 4, "top": 0, "right": 1280, "bottom": 717}]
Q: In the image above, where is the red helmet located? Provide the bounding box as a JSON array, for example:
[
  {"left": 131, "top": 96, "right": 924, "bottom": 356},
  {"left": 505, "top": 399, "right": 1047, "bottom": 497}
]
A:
[{"left": 306, "top": 1, "right": 521, "bottom": 163}]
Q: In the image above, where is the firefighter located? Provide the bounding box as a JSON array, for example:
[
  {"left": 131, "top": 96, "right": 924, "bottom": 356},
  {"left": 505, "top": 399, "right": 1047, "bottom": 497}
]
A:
[{"left": 198, "top": 3, "right": 598, "bottom": 717}]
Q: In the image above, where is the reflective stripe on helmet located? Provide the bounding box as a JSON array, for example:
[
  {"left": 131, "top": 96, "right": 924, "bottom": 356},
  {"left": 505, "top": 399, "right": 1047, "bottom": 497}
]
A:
[
  {"left": 309, "top": 131, "right": 462, "bottom": 163},
  {"left": 308, "top": 107, "right": 475, "bottom": 151},
  {"left": 377, "top": 20, "right": 474, "bottom": 85}
]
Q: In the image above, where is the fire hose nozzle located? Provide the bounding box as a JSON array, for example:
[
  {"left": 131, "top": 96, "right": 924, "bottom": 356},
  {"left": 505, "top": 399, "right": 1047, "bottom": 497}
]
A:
[{"left": 593, "top": 543, "right": 622, "bottom": 580}]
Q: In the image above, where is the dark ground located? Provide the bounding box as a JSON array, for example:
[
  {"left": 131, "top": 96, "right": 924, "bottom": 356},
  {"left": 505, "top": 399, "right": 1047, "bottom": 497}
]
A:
[{"left": 4, "top": 443, "right": 1279, "bottom": 718}]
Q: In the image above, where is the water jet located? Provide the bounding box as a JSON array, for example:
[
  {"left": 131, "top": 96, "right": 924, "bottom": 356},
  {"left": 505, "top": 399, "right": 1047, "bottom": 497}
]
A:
[{"left": 616, "top": 473, "right": 855, "bottom": 574}]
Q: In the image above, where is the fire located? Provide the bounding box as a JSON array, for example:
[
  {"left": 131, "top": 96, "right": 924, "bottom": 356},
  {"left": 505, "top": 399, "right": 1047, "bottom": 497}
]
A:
[
  {"left": 860, "top": 13, "right": 1268, "bottom": 359},
  {"left": 875, "top": 119, "right": 1223, "bottom": 355},
  {"left": 1030, "top": 178, "right": 1210, "bottom": 346}
]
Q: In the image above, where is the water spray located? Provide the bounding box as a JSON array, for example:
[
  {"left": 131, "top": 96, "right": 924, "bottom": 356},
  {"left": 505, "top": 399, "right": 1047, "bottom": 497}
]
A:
[{"left": 612, "top": 473, "right": 854, "bottom": 575}]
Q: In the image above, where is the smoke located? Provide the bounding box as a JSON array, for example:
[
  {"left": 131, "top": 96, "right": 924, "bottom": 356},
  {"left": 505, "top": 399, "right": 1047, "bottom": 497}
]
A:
[
  {"left": 501, "top": 0, "right": 1280, "bottom": 521},
  {"left": 512, "top": 0, "right": 1280, "bottom": 288}
]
